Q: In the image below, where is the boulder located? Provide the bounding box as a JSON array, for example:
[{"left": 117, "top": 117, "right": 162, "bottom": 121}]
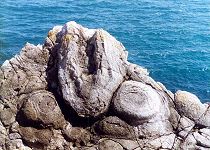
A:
[
  {"left": 18, "top": 126, "right": 53, "bottom": 149},
  {"left": 20, "top": 90, "right": 66, "bottom": 129},
  {"left": 93, "top": 116, "right": 135, "bottom": 139},
  {"left": 113, "top": 80, "right": 165, "bottom": 125},
  {"left": 98, "top": 139, "right": 123, "bottom": 150},
  {"left": 58, "top": 22, "right": 127, "bottom": 117},
  {"left": 175, "top": 91, "right": 206, "bottom": 123},
  {"left": 0, "top": 121, "right": 7, "bottom": 150},
  {"left": 193, "top": 131, "right": 210, "bottom": 148},
  {"left": 62, "top": 126, "right": 91, "bottom": 147}
]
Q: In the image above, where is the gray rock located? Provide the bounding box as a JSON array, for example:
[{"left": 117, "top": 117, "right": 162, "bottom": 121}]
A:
[
  {"left": 18, "top": 126, "right": 53, "bottom": 149},
  {"left": 197, "top": 105, "right": 210, "bottom": 127},
  {"left": 21, "top": 90, "right": 66, "bottom": 129},
  {"left": 175, "top": 90, "right": 206, "bottom": 121},
  {"left": 93, "top": 116, "right": 135, "bottom": 139},
  {"left": 127, "top": 64, "right": 162, "bottom": 91},
  {"left": 58, "top": 21, "right": 127, "bottom": 117},
  {"left": 193, "top": 131, "right": 210, "bottom": 148},
  {"left": 177, "top": 116, "right": 195, "bottom": 138},
  {"left": 136, "top": 119, "right": 173, "bottom": 138},
  {"left": 0, "top": 121, "right": 7, "bottom": 150},
  {"left": 145, "top": 134, "right": 176, "bottom": 149},
  {"left": 6, "top": 139, "right": 32, "bottom": 150},
  {"left": 47, "top": 130, "right": 68, "bottom": 150},
  {"left": 113, "top": 80, "right": 166, "bottom": 125},
  {"left": 0, "top": 108, "right": 15, "bottom": 126},
  {"left": 200, "top": 128, "right": 210, "bottom": 137},
  {"left": 111, "top": 139, "right": 140, "bottom": 150},
  {"left": 0, "top": 43, "right": 49, "bottom": 120},
  {"left": 8, "top": 133, "right": 21, "bottom": 140},
  {"left": 180, "top": 133, "right": 197, "bottom": 149},
  {"left": 63, "top": 126, "right": 91, "bottom": 147},
  {"left": 168, "top": 106, "right": 181, "bottom": 129},
  {"left": 98, "top": 139, "right": 123, "bottom": 150}
]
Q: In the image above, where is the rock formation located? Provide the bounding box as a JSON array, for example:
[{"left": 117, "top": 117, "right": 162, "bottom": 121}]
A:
[{"left": 0, "top": 21, "right": 210, "bottom": 150}]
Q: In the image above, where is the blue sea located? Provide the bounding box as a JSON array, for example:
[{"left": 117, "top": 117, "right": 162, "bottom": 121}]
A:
[{"left": 0, "top": 0, "right": 210, "bottom": 102}]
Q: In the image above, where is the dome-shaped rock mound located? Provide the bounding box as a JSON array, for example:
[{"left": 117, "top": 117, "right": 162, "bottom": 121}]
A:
[
  {"left": 113, "top": 81, "right": 162, "bottom": 125},
  {"left": 0, "top": 21, "right": 210, "bottom": 150},
  {"left": 20, "top": 90, "right": 66, "bottom": 129}
]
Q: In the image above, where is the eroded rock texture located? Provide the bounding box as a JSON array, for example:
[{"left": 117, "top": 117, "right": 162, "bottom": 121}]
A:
[
  {"left": 58, "top": 22, "right": 127, "bottom": 117},
  {"left": 0, "top": 21, "right": 210, "bottom": 150}
]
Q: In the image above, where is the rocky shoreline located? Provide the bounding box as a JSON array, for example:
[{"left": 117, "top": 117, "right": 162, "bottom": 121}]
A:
[{"left": 0, "top": 21, "right": 210, "bottom": 150}]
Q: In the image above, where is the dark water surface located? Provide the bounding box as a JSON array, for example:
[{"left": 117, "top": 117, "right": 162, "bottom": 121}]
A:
[{"left": 0, "top": 0, "right": 210, "bottom": 102}]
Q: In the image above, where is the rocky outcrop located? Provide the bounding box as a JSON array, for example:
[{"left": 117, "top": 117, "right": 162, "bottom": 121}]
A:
[
  {"left": 0, "top": 21, "right": 210, "bottom": 150},
  {"left": 58, "top": 23, "right": 127, "bottom": 117}
]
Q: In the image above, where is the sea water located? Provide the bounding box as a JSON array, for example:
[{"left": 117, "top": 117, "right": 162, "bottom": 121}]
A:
[{"left": 0, "top": 0, "right": 209, "bottom": 102}]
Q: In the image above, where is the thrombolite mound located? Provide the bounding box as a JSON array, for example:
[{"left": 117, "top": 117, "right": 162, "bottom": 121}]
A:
[{"left": 0, "top": 21, "right": 210, "bottom": 150}]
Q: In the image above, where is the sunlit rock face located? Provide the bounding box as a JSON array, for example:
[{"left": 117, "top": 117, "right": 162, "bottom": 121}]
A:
[
  {"left": 0, "top": 21, "right": 210, "bottom": 150},
  {"left": 57, "top": 22, "right": 127, "bottom": 117},
  {"left": 113, "top": 81, "right": 163, "bottom": 124}
]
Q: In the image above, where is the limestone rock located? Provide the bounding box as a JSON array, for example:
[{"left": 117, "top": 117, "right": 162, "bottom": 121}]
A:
[
  {"left": 193, "top": 131, "right": 210, "bottom": 148},
  {"left": 63, "top": 126, "right": 91, "bottom": 147},
  {"left": 144, "top": 133, "right": 176, "bottom": 149},
  {"left": 18, "top": 126, "right": 53, "bottom": 149},
  {"left": 5, "top": 139, "right": 32, "bottom": 150},
  {"left": 0, "top": 121, "right": 7, "bottom": 150},
  {"left": 200, "top": 128, "right": 210, "bottom": 137},
  {"left": 168, "top": 106, "right": 181, "bottom": 129},
  {"left": 98, "top": 139, "right": 123, "bottom": 150},
  {"left": 180, "top": 133, "right": 197, "bottom": 149},
  {"left": 177, "top": 116, "right": 195, "bottom": 138},
  {"left": 113, "top": 81, "right": 165, "bottom": 125},
  {"left": 136, "top": 119, "right": 173, "bottom": 138},
  {"left": 93, "top": 116, "right": 135, "bottom": 139},
  {"left": 20, "top": 90, "right": 66, "bottom": 129},
  {"left": 47, "top": 130, "right": 68, "bottom": 150},
  {"left": 58, "top": 22, "right": 127, "bottom": 117},
  {"left": 111, "top": 139, "right": 140, "bottom": 150},
  {"left": 0, "top": 108, "right": 16, "bottom": 126},
  {"left": 127, "top": 64, "right": 162, "bottom": 91},
  {"left": 197, "top": 105, "right": 210, "bottom": 127},
  {"left": 175, "top": 91, "right": 207, "bottom": 125}
]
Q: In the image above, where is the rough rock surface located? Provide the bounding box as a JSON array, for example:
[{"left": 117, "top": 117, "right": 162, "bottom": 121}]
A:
[
  {"left": 58, "top": 22, "right": 127, "bottom": 117},
  {"left": 0, "top": 21, "right": 210, "bottom": 150},
  {"left": 113, "top": 81, "right": 166, "bottom": 125}
]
